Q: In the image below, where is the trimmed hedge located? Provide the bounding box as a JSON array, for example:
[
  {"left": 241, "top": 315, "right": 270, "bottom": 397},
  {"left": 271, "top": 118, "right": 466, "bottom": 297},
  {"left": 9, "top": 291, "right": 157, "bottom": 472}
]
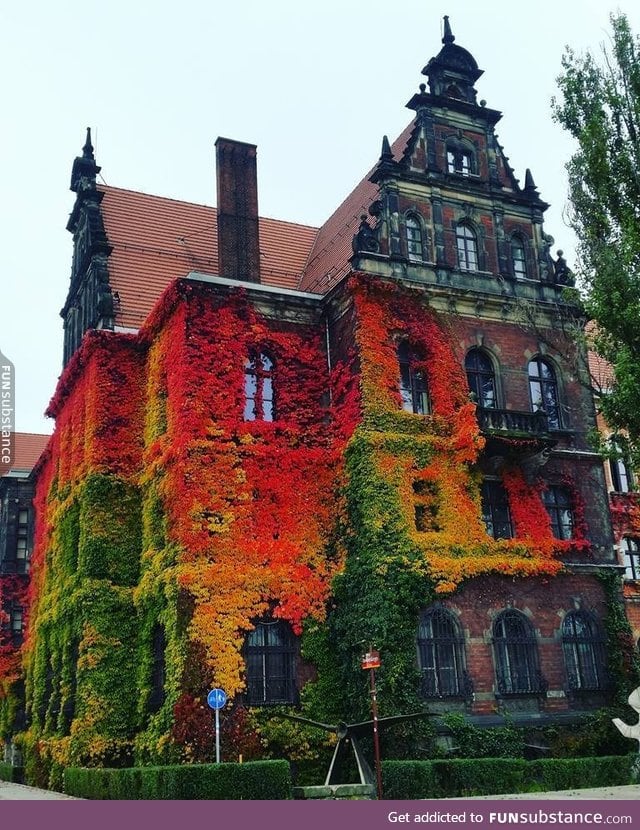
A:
[
  {"left": 63, "top": 759, "right": 292, "bottom": 800},
  {"left": 0, "top": 762, "right": 23, "bottom": 784},
  {"left": 382, "top": 755, "right": 636, "bottom": 799}
]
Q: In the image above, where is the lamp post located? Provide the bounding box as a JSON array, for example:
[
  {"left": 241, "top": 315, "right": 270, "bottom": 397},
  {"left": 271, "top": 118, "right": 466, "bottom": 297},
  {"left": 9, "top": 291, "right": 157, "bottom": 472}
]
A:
[{"left": 361, "top": 648, "right": 383, "bottom": 799}]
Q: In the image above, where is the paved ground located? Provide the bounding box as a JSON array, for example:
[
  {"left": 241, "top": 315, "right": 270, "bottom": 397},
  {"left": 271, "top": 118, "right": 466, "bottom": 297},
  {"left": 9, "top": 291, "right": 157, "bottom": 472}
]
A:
[
  {"left": 0, "top": 780, "right": 80, "bottom": 799},
  {"left": 1, "top": 778, "right": 639, "bottom": 800},
  {"left": 455, "top": 785, "right": 640, "bottom": 800}
]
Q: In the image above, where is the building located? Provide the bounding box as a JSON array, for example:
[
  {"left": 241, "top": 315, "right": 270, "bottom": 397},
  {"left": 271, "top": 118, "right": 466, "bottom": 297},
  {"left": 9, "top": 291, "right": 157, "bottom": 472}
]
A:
[
  {"left": 588, "top": 347, "right": 640, "bottom": 647},
  {"left": 0, "top": 432, "right": 49, "bottom": 753},
  {"left": 2, "top": 17, "right": 636, "bottom": 777}
]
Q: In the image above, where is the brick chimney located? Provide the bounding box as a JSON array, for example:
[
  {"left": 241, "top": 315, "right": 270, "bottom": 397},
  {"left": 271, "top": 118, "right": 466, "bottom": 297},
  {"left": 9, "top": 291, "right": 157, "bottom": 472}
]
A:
[{"left": 215, "top": 137, "right": 260, "bottom": 283}]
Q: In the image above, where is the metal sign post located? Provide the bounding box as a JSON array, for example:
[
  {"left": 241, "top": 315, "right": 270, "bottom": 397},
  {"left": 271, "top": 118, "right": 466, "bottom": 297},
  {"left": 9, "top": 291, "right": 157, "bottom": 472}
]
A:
[
  {"left": 206, "top": 688, "right": 227, "bottom": 764},
  {"left": 361, "top": 649, "right": 383, "bottom": 799}
]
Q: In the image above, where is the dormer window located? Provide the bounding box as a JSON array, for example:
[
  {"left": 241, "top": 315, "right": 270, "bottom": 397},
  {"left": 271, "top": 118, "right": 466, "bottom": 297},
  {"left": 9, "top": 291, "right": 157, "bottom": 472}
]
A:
[{"left": 447, "top": 147, "right": 473, "bottom": 177}]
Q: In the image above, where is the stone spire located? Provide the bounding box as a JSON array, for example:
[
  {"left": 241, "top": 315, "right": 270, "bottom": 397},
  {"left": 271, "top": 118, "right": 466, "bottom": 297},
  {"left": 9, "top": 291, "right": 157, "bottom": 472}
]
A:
[{"left": 70, "top": 127, "right": 100, "bottom": 194}]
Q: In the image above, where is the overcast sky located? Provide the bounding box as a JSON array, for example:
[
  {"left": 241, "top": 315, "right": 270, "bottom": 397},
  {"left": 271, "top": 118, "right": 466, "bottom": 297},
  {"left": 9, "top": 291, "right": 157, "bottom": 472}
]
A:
[{"left": 2, "top": 0, "right": 639, "bottom": 436}]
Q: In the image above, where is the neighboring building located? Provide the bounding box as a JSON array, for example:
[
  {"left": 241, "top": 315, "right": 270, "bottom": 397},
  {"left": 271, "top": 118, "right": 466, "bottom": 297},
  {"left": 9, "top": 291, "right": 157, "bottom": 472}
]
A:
[
  {"left": 0, "top": 432, "right": 49, "bottom": 748},
  {"left": 589, "top": 348, "right": 640, "bottom": 644},
  {"left": 2, "top": 17, "right": 635, "bottom": 776}
]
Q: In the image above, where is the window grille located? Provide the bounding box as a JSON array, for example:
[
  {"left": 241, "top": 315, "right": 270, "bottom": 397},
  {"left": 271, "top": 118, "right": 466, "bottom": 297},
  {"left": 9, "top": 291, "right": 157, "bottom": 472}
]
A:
[
  {"left": 417, "top": 607, "right": 469, "bottom": 698},
  {"left": 493, "top": 610, "right": 546, "bottom": 695},
  {"left": 244, "top": 620, "right": 297, "bottom": 705}
]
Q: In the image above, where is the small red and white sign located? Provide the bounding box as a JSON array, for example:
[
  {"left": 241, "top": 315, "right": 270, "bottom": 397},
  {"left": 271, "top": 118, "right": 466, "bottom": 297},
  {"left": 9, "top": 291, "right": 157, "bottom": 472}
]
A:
[{"left": 361, "top": 650, "right": 381, "bottom": 670}]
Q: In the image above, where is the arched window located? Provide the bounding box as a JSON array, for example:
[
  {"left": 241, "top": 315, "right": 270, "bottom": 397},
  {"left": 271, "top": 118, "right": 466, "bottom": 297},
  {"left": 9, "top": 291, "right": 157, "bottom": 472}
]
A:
[
  {"left": 528, "top": 357, "right": 561, "bottom": 429},
  {"left": 542, "top": 485, "right": 574, "bottom": 540},
  {"left": 244, "top": 351, "right": 275, "bottom": 422},
  {"left": 456, "top": 224, "right": 479, "bottom": 271},
  {"left": 511, "top": 236, "right": 527, "bottom": 278},
  {"left": 622, "top": 538, "right": 640, "bottom": 581},
  {"left": 417, "top": 607, "right": 467, "bottom": 698},
  {"left": 562, "top": 611, "right": 606, "bottom": 692},
  {"left": 465, "top": 349, "right": 496, "bottom": 408},
  {"left": 492, "top": 610, "right": 544, "bottom": 695},
  {"left": 481, "top": 479, "right": 513, "bottom": 539},
  {"left": 609, "top": 439, "right": 633, "bottom": 493},
  {"left": 244, "top": 619, "right": 297, "bottom": 705},
  {"left": 398, "top": 341, "right": 430, "bottom": 415},
  {"left": 149, "top": 623, "right": 166, "bottom": 714},
  {"left": 405, "top": 215, "right": 423, "bottom": 262}
]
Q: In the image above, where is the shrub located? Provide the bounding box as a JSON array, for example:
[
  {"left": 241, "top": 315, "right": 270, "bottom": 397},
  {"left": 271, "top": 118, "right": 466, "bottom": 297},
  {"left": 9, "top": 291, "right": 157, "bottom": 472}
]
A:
[
  {"left": 64, "top": 759, "right": 292, "bottom": 800},
  {"left": 0, "top": 761, "right": 23, "bottom": 784},
  {"left": 381, "top": 755, "right": 635, "bottom": 799}
]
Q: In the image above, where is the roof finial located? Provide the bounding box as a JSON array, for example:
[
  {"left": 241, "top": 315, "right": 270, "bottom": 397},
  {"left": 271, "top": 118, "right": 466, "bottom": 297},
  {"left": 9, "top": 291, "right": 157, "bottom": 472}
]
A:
[
  {"left": 524, "top": 168, "right": 538, "bottom": 193},
  {"left": 380, "top": 135, "right": 393, "bottom": 162},
  {"left": 82, "top": 127, "right": 94, "bottom": 160},
  {"left": 442, "top": 15, "right": 455, "bottom": 45}
]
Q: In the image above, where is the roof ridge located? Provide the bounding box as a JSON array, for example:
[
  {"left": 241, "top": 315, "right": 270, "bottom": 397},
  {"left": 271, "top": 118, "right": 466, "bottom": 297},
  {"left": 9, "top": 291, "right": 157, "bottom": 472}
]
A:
[{"left": 99, "top": 184, "right": 320, "bottom": 232}]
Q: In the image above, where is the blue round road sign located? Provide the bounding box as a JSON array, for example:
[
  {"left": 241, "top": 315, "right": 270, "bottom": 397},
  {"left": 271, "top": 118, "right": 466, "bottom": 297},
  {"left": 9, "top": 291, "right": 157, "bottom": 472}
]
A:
[{"left": 207, "top": 688, "right": 227, "bottom": 710}]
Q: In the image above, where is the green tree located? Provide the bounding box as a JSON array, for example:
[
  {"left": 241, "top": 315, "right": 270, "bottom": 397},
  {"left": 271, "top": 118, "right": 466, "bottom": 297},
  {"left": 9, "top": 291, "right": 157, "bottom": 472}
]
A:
[{"left": 553, "top": 13, "right": 640, "bottom": 461}]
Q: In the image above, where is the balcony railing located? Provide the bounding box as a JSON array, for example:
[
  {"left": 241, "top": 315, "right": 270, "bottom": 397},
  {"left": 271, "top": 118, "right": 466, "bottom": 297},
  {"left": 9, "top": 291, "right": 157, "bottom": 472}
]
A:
[{"left": 477, "top": 407, "right": 549, "bottom": 436}]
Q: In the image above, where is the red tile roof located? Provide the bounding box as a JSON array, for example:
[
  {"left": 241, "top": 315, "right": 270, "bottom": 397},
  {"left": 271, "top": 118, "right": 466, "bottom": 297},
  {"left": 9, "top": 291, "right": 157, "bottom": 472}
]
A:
[
  {"left": 9, "top": 433, "right": 50, "bottom": 473},
  {"left": 99, "top": 186, "right": 320, "bottom": 330},
  {"left": 99, "top": 122, "right": 414, "bottom": 328},
  {"left": 298, "top": 121, "right": 416, "bottom": 293}
]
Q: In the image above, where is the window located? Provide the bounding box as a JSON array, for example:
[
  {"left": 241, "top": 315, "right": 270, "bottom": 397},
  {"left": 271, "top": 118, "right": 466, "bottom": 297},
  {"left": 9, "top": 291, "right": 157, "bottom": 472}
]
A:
[
  {"left": 417, "top": 607, "right": 467, "bottom": 698},
  {"left": 609, "top": 440, "right": 633, "bottom": 493},
  {"left": 456, "top": 224, "right": 479, "bottom": 271},
  {"left": 562, "top": 611, "right": 606, "bottom": 692},
  {"left": 405, "top": 215, "right": 423, "bottom": 262},
  {"left": 465, "top": 349, "right": 496, "bottom": 408},
  {"left": 148, "top": 624, "right": 166, "bottom": 714},
  {"left": 622, "top": 538, "right": 640, "bottom": 581},
  {"left": 511, "top": 236, "right": 527, "bottom": 278},
  {"left": 16, "top": 509, "right": 29, "bottom": 565},
  {"left": 492, "top": 610, "right": 544, "bottom": 695},
  {"left": 244, "top": 620, "right": 297, "bottom": 705},
  {"left": 542, "top": 485, "right": 574, "bottom": 540},
  {"left": 447, "top": 148, "right": 473, "bottom": 176},
  {"left": 244, "top": 351, "right": 275, "bottom": 422},
  {"left": 528, "top": 357, "right": 561, "bottom": 430},
  {"left": 481, "top": 480, "right": 513, "bottom": 540},
  {"left": 398, "top": 341, "right": 430, "bottom": 415},
  {"left": 10, "top": 606, "right": 23, "bottom": 639}
]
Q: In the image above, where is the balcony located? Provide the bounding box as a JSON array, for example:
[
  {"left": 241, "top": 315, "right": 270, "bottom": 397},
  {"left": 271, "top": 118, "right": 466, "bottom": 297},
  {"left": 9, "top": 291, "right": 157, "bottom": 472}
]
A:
[{"left": 477, "top": 407, "right": 549, "bottom": 436}]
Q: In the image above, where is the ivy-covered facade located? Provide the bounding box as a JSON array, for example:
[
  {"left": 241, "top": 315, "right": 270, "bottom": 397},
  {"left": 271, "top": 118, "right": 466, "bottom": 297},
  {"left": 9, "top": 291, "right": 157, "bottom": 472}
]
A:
[{"left": 2, "top": 17, "right": 638, "bottom": 783}]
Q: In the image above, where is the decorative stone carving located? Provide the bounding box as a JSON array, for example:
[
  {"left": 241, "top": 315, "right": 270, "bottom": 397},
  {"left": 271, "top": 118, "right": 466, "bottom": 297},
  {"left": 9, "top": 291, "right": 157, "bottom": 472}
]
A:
[
  {"left": 352, "top": 215, "right": 380, "bottom": 255},
  {"left": 612, "top": 686, "right": 640, "bottom": 782}
]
